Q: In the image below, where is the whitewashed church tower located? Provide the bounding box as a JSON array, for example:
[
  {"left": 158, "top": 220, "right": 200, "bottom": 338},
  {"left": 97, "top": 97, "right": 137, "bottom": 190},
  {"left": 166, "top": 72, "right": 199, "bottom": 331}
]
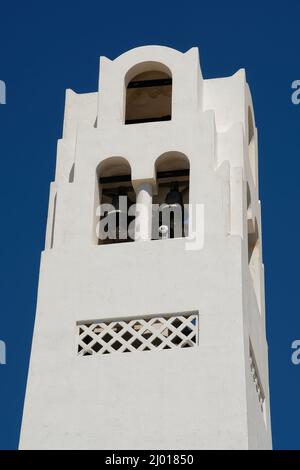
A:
[{"left": 20, "top": 46, "right": 272, "bottom": 449}]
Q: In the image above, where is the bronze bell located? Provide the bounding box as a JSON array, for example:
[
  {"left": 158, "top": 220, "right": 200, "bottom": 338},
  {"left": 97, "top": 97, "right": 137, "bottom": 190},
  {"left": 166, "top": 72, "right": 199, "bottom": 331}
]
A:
[
  {"left": 107, "top": 188, "right": 134, "bottom": 241},
  {"left": 165, "top": 182, "right": 183, "bottom": 208},
  {"left": 160, "top": 182, "right": 184, "bottom": 238}
]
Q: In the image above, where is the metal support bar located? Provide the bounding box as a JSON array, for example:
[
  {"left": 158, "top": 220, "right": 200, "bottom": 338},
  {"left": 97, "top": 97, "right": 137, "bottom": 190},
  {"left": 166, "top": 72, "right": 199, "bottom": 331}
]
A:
[
  {"left": 125, "top": 115, "right": 171, "bottom": 125},
  {"left": 99, "top": 169, "right": 189, "bottom": 186},
  {"left": 127, "top": 78, "right": 172, "bottom": 89}
]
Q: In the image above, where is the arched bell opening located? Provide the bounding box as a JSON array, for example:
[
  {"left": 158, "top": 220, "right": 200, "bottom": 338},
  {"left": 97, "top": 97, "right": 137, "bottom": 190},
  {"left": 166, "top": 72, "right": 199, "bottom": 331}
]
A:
[
  {"left": 125, "top": 63, "right": 172, "bottom": 125},
  {"left": 247, "top": 188, "right": 261, "bottom": 311},
  {"left": 153, "top": 152, "right": 190, "bottom": 240},
  {"left": 96, "top": 157, "right": 136, "bottom": 245}
]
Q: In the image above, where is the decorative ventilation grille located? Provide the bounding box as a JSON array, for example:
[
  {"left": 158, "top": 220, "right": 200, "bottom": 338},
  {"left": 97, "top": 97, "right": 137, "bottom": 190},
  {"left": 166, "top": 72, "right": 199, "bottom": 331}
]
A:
[
  {"left": 77, "top": 312, "right": 198, "bottom": 357},
  {"left": 249, "top": 341, "right": 265, "bottom": 413}
]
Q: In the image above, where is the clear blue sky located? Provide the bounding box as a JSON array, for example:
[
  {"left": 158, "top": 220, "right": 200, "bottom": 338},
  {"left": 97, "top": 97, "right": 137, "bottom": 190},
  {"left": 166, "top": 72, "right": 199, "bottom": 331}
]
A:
[{"left": 0, "top": 0, "right": 299, "bottom": 450}]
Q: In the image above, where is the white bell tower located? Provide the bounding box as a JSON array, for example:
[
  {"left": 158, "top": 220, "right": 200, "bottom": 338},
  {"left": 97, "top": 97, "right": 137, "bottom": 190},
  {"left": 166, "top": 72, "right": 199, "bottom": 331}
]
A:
[{"left": 20, "top": 46, "right": 272, "bottom": 449}]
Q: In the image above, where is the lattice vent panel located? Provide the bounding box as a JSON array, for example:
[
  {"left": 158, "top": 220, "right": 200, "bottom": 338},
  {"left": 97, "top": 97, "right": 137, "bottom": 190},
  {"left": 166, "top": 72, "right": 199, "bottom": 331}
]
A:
[
  {"left": 77, "top": 312, "right": 198, "bottom": 357},
  {"left": 249, "top": 341, "right": 265, "bottom": 413}
]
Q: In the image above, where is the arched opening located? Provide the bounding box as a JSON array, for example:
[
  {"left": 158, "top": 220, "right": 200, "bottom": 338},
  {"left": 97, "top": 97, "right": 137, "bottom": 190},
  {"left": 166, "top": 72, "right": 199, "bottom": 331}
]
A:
[
  {"left": 248, "top": 107, "right": 254, "bottom": 144},
  {"left": 96, "top": 157, "right": 136, "bottom": 245},
  {"left": 125, "top": 66, "right": 172, "bottom": 125},
  {"left": 248, "top": 107, "right": 256, "bottom": 184},
  {"left": 247, "top": 197, "right": 261, "bottom": 311},
  {"left": 69, "top": 163, "right": 75, "bottom": 183},
  {"left": 153, "top": 152, "right": 190, "bottom": 240},
  {"left": 50, "top": 193, "right": 57, "bottom": 249}
]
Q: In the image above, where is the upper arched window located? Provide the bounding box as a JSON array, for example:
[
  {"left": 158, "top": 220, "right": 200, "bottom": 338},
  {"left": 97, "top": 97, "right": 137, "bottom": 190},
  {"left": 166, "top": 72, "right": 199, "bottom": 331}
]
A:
[
  {"left": 248, "top": 106, "right": 256, "bottom": 184},
  {"left": 248, "top": 106, "right": 255, "bottom": 145},
  {"left": 125, "top": 69, "right": 172, "bottom": 124}
]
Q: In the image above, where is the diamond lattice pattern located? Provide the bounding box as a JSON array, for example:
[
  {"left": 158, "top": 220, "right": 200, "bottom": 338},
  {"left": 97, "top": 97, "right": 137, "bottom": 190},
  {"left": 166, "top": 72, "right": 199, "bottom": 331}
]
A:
[
  {"left": 78, "top": 313, "right": 198, "bottom": 356},
  {"left": 249, "top": 342, "right": 265, "bottom": 412}
]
